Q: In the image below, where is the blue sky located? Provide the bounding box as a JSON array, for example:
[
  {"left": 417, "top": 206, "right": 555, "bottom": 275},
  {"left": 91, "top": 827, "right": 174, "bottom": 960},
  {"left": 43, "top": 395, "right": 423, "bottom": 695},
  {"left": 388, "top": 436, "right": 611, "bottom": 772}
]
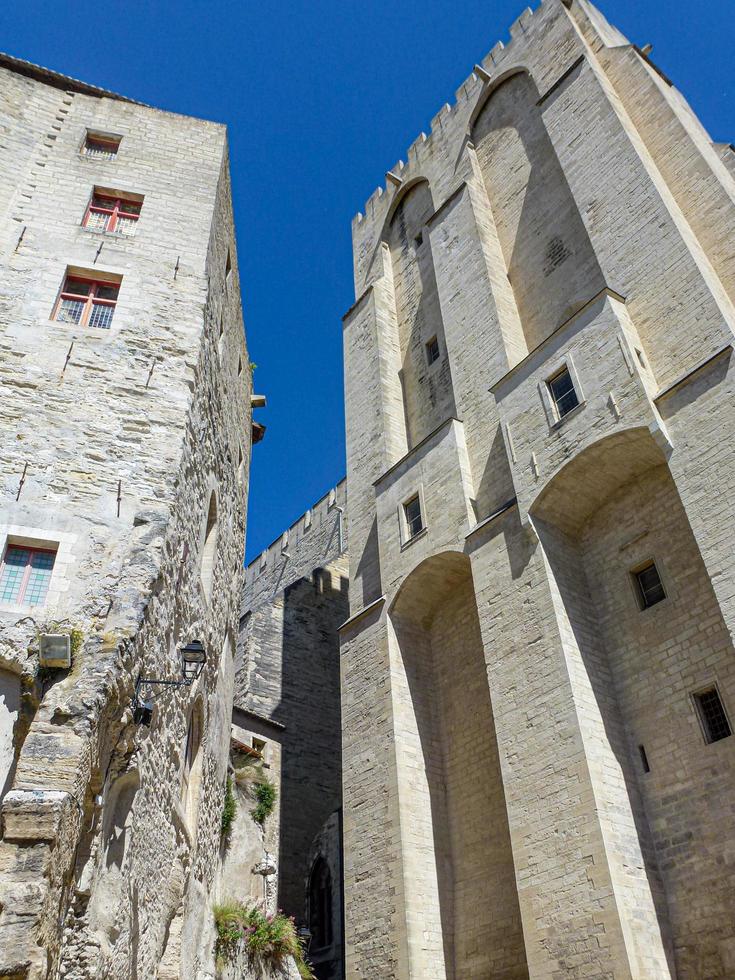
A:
[{"left": 2, "top": 1, "right": 732, "bottom": 560}]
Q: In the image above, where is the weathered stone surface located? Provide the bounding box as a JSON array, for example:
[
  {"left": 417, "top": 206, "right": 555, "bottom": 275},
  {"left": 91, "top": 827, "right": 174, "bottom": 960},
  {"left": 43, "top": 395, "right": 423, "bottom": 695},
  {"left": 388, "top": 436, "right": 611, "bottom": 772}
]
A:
[
  {"left": 0, "top": 52, "right": 251, "bottom": 979},
  {"left": 340, "top": 1, "right": 735, "bottom": 977}
]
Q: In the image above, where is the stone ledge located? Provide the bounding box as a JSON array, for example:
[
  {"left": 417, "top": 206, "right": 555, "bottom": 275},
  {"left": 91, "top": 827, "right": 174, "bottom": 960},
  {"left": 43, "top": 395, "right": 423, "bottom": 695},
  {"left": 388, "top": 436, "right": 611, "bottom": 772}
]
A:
[{"left": 1, "top": 790, "right": 74, "bottom": 843}]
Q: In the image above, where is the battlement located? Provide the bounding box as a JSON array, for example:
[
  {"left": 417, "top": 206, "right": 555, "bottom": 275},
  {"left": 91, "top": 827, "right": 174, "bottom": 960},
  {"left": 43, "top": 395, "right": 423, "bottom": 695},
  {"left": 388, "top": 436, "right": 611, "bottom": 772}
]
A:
[
  {"left": 353, "top": 3, "right": 547, "bottom": 226},
  {"left": 244, "top": 478, "right": 347, "bottom": 590}
]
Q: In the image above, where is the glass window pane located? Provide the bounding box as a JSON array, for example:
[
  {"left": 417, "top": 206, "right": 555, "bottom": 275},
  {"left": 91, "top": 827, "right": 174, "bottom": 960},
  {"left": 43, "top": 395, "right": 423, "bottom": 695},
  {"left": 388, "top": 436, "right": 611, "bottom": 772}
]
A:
[
  {"left": 404, "top": 496, "right": 423, "bottom": 538},
  {"left": 95, "top": 283, "right": 119, "bottom": 301},
  {"left": 636, "top": 563, "right": 665, "bottom": 608},
  {"left": 696, "top": 689, "right": 731, "bottom": 743},
  {"left": 89, "top": 302, "right": 115, "bottom": 329},
  {"left": 115, "top": 215, "right": 137, "bottom": 236},
  {"left": 85, "top": 210, "right": 109, "bottom": 232},
  {"left": 0, "top": 547, "right": 29, "bottom": 603},
  {"left": 549, "top": 368, "right": 579, "bottom": 418},
  {"left": 24, "top": 551, "right": 55, "bottom": 605},
  {"left": 63, "top": 279, "right": 91, "bottom": 296},
  {"left": 56, "top": 298, "right": 85, "bottom": 323}
]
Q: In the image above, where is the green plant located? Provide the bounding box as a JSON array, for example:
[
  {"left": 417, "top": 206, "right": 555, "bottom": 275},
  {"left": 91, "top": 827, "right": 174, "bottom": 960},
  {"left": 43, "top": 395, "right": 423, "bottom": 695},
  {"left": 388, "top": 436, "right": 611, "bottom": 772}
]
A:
[
  {"left": 213, "top": 901, "right": 313, "bottom": 978},
  {"left": 250, "top": 778, "right": 276, "bottom": 825},
  {"left": 221, "top": 776, "right": 236, "bottom": 838}
]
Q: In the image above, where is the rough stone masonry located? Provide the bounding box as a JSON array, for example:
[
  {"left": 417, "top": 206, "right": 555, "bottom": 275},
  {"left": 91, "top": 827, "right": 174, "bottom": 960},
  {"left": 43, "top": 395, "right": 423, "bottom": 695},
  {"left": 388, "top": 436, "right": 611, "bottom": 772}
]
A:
[
  {"left": 3, "top": 0, "right": 735, "bottom": 977},
  {"left": 0, "top": 52, "right": 253, "bottom": 978}
]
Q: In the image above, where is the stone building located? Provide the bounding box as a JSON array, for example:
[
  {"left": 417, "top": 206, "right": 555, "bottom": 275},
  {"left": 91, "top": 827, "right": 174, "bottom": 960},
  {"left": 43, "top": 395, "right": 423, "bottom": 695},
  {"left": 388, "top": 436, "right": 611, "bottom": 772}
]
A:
[
  {"left": 339, "top": 0, "right": 735, "bottom": 977},
  {"left": 0, "top": 53, "right": 251, "bottom": 979},
  {"left": 234, "top": 482, "right": 348, "bottom": 980}
]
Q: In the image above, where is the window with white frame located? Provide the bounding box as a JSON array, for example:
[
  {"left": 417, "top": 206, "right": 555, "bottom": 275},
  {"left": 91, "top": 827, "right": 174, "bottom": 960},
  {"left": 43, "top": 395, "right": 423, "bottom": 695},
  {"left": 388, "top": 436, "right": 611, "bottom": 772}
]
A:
[
  {"left": 547, "top": 365, "right": 579, "bottom": 420},
  {"left": 0, "top": 543, "right": 57, "bottom": 606},
  {"left": 53, "top": 271, "right": 121, "bottom": 330},
  {"left": 83, "top": 189, "right": 143, "bottom": 235},
  {"left": 403, "top": 494, "right": 424, "bottom": 540}
]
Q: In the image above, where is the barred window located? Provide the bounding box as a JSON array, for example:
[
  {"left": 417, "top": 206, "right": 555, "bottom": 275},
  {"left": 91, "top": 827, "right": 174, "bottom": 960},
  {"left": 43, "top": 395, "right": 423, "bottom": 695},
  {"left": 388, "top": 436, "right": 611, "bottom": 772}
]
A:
[
  {"left": 53, "top": 273, "right": 121, "bottom": 330},
  {"left": 694, "top": 688, "right": 731, "bottom": 744},
  {"left": 82, "top": 132, "right": 120, "bottom": 159},
  {"left": 83, "top": 191, "right": 142, "bottom": 235},
  {"left": 632, "top": 560, "right": 666, "bottom": 610},
  {"left": 426, "top": 336, "right": 440, "bottom": 365},
  {"left": 0, "top": 545, "right": 56, "bottom": 606}
]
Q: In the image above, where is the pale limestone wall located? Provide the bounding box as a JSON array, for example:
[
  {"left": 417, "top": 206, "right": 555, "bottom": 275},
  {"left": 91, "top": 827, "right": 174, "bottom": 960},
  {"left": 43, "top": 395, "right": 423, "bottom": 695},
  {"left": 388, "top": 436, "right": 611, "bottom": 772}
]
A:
[
  {"left": 235, "top": 483, "right": 348, "bottom": 935},
  {"left": 340, "top": 0, "right": 735, "bottom": 976},
  {"left": 0, "top": 57, "right": 250, "bottom": 979}
]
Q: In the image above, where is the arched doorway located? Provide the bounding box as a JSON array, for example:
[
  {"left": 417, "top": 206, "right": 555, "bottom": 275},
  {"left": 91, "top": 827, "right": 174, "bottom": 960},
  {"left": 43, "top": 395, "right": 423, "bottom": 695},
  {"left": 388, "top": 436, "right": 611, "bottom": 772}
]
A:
[
  {"left": 308, "top": 856, "right": 333, "bottom": 952},
  {"left": 388, "top": 552, "right": 528, "bottom": 979}
]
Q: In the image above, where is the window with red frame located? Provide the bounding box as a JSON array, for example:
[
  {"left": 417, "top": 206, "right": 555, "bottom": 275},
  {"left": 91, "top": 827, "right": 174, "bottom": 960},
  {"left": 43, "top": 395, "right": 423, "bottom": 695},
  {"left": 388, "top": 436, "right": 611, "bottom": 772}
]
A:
[
  {"left": 83, "top": 192, "right": 142, "bottom": 236},
  {"left": 0, "top": 544, "right": 56, "bottom": 606},
  {"left": 82, "top": 132, "right": 120, "bottom": 159},
  {"left": 53, "top": 274, "right": 121, "bottom": 330}
]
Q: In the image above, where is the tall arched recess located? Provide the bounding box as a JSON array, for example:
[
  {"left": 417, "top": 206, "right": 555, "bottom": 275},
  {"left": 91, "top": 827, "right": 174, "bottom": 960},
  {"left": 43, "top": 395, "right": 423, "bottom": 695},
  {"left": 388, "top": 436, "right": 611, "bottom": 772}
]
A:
[
  {"left": 471, "top": 70, "right": 604, "bottom": 353},
  {"left": 388, "top": 552, "right": 528, "bottom": 980},
  {"left": 385, "top": 180, "right": 456, "bottom": 448}
]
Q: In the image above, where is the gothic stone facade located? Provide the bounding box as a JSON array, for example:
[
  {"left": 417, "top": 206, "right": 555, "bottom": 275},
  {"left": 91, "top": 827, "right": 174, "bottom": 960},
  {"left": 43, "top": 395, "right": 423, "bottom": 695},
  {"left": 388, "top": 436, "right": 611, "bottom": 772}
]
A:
[
  {"left": 234, "top": 481, "right": 348, "bottom": 980},
  {"left": 0, "top": 56, "right": 251, "bottom": 978},
  {"left": 340, "top": 1, "right": 735, "bottom": 978}
]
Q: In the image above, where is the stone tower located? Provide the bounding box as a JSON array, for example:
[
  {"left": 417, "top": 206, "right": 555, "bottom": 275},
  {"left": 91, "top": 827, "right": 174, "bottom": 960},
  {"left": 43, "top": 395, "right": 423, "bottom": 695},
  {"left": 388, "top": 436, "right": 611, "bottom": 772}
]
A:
[
  {"left": 0, "top": 54, "right": 251, "bottom": 978},
  {"left": 232, "top": 481, "right": 348, "bottom": 980},
  {"left": 340, "top": 1, "right": 735, "bottom": 977}
]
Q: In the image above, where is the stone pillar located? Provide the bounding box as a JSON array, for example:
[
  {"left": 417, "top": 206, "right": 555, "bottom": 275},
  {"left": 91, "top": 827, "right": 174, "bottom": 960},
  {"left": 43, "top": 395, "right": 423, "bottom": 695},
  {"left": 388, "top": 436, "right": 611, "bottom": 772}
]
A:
[{"left": 468, "top": 510, "right": 674, "bottom": 979}]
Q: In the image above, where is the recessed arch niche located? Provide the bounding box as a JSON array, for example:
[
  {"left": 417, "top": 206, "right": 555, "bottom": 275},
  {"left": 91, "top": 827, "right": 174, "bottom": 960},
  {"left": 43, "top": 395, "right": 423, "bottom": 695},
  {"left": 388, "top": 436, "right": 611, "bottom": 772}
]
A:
[
  {"left": 200, "top": 490, "right": 218, "bottom": 602},
  {"left": 388, "top": 551, "right": 528, "bottom": 979},
  {"left": 471, "top": 69, "right": 604, "bottom": 355},
  {"left": 181, "top": 700, "right": 204, "bottom": 836},
  {"left": 384, "top": 179, "right": 456, "bottom": 448}
]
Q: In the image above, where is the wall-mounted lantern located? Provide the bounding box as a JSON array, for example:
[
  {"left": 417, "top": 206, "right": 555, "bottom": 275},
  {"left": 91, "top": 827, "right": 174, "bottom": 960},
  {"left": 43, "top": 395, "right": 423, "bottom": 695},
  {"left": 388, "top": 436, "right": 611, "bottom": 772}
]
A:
[{"left": 132, "top": 639, "right": 207, "bottom": 726}]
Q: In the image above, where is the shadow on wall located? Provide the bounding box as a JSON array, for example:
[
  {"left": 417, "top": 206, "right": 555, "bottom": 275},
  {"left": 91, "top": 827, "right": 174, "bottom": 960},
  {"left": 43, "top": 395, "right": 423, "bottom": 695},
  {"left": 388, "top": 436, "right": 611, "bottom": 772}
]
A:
[
  {"left": 389, "top": 551, "right": 529, "bottom": 980},
  {"left": 472, "top": 69, "right": 605, "bottom": 354},
  {"left": 274, "top": 564, "right": 349, "bottom": 963}
]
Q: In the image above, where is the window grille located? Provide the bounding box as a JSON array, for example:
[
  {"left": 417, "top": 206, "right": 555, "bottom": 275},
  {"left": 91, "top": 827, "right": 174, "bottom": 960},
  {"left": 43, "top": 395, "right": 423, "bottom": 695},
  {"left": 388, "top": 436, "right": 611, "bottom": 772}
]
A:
[
  {"left": 404, "top": 495, "right": 423, "bottom": 539},
  {"left": 694, "top": 688, "right": 731, "bottom": 743},
  {"left": 83, "top": 192, "right": 142, "bottom": 235},
  {"left": 633, "top": 561, "right": 666, "bottom": 609},
  {"left": 0, "top": 545, "right": 56, "bottom": 606},
  {"left": 548, "top": 366, "right": 579, "bottom": 419},
  {"left": 426, "top": 336, "right": 440, "bottom": 365},
  {"left": 82, "top": 134, "right": 120, "bottom": 159},
  {"left": 53, "top": 275, "right": 120, "bottom": 329}
]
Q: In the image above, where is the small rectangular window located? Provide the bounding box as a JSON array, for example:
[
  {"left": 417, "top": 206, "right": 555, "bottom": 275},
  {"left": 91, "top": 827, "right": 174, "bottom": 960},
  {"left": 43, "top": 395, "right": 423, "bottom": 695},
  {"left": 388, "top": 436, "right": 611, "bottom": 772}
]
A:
[
  {"left": 638, "top": 744, "right": 650, "bottom": 773},
  {"left": 0, "top": 544, "right": 57, "bottom": 606},
  {"left": 426, "top": 336, "right": 440, "bottom": 365},
  {"left": 53, "top": 271, "right": 121, "bottom": 329},
  {"left": 83, "top": 189, "right": 142, "bottom": 235},
  {"left": 252, "top": 737, "right": 266, "bottom": 756},
  {"left": 547, "top": 366, "right": 579, "bottom": 419},
  {"left": 82, "top": 132, "right": 120, "bottom": 159},
  {"left": 404, "top": 495, "right": 423, "bottom": 539},
  {"left": 632, "top": 560, "right": 666, "bottom": 609},
  {"left": 694, "top": 688, "right": 731, "bottom": 744}
]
